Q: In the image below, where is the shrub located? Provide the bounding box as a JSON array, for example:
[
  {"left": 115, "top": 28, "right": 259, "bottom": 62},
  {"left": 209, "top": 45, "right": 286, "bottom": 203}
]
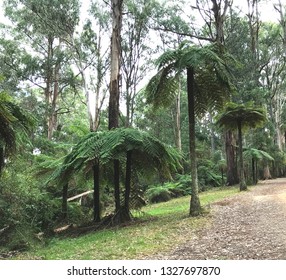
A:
[
  {"left": 145, "top": 186, "right": 172, "bottom": 203},
  {"left": 175, "top": 174, "right": 192, "bottom": 194},
  {"left": 198, "top": 166, "right": 221, "bottom": 189},
  {"left": 0, "top": 163, "right": 66, "bottom": 251},
  {"left": 145, "top": 179, "right": 190, "bottom": 204}
]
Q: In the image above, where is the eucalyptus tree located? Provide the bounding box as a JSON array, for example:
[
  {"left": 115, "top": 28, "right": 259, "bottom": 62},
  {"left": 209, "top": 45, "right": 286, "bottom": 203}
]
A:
[
  {"left": 246, "top": 0, "right": 260, "bottom": 62},
  {"left": 151, "top": 0, "right": 232, "bottom": 45},
  {"left": 216, "top": 102, "right": 267, "bottom": 191},
  {"left": 146, "top": 42, "right": 233, "bottom": 216},
  {"left": 70, "top": 1, "right": 110, "bottom": 132},
  {"left": 259, "top": 22, "right": 286, "bottom": 151},
  {"left": 121, "top": 0, "right": 156, "bottom": 128},
  {"left": 274, "top": 0, "right": 286, "bottom": 54},
  {"left": 4, "top": 0, "right": 80, "bottom": 140},
  {"left": 109, "top": 0, "right": 123, "bottom": 218}
]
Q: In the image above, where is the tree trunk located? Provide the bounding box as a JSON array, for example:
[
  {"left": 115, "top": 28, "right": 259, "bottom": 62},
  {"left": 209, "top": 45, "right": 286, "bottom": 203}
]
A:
[
  {"left": 237, "top": 121, "right": 247, "bottom": 191},
  {"left": 247, "top": 0, "right": 259, "bottom": 60},
  {"left": 275, "top": 0, "right": 286, "bottom": 53},
  {"left": 125, "top": 87, "right": 131, "bottom": 128},
  {"left": 124, "top": 150, "right": 132, "bottom": 220},
  {"left": 109, "top": 0, "right": 123, "bottom": 217},
  {"left": 252, "top": 157, "right": 259, "bottom": 185},
  {"left": 175, "top": 83, "right": 182, "bottom": 152},
  {"left": 45, "top": 36, "right": 53, "bottom": 139},
  {"left": 93, "top": 160, "right": 101, "bottom": 222},
  {"left": 94, "top": 24, "right": 105, "bottom": 132},
  {"left": 263, "top": 164, "right": 272, "bottom": 180},
  {"left": 0, "top": 147, "right": 5, "bottom": 176},
  {"left": 48, "top": 53, "right": 60, "bottom": 140},
  {"left": 187, "top": 67, "right": 201, "bottom": 216},
  {"left": 256, "top": 160, "right": 258, "bottom": 182},
  {"left": 109, "top": 0, "right": 123, "bottom": 130},
  {"left": 113, "top": 159, "right": 121, "bottom": 213},
  {"left": 225, "top": 130, "right": 239, "bottom": 185},
  {"left": 62, "top": 184, "right": 68, "bottom": 220},
  {"left": 209, "top": 113, "right": 216, "bottom": 154},
  {"left": 252, "top": 157, "right": 257, "bottom": 185},
  {"left": 211, "top": 0, "right": 230, "bottom": 45}
]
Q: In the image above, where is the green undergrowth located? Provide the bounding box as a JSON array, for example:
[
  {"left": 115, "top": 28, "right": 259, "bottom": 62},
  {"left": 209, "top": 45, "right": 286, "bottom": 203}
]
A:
[{"left": 14, "top": 186, "right": 239, "bottom": 260}]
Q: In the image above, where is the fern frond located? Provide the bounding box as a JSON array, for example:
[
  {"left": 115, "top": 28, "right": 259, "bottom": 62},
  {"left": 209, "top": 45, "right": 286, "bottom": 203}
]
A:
[
  {"left": 48, "top": 128, "right": 182, "bottom": 186},
  {"left": 216, "top": 102, "right": 267, "bottom": 131}
]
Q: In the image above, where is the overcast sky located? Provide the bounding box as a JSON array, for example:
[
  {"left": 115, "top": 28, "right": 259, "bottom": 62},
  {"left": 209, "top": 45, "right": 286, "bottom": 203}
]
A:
[{"left": 0, "top": 0, "right": 280, "bottom": 26}]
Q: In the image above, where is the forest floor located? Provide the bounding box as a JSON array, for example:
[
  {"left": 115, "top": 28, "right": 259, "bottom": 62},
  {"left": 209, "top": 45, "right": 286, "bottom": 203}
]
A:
[{"left": 145, "top": 178, "right": 286, "bottom": 260}]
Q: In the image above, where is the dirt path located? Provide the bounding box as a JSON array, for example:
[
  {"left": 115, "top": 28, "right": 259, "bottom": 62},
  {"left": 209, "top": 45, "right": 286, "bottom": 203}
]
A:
[{"left": 151, "top": 178, "right": 286, "bottom": 260}]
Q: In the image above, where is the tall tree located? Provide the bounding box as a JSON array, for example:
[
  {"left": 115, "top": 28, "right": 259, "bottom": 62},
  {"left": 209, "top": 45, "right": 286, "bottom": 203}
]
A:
[
  {"left": 146, "top": 42, "right": 233, "bottom": 216},
  {"left": 109, "top": 0, "right": 123, "bottom": 217},
  {"left": 192, "top": 0, "right": 241, "bottom": 185},
  {"left": 70, "top": 2, "right": 110, "bottom": 132},
  {"left": 121, "top": 0, "right": 155, "bottom": 128},
  {"left": 4, "top": 0, "right": 80, "bottom": 140}
]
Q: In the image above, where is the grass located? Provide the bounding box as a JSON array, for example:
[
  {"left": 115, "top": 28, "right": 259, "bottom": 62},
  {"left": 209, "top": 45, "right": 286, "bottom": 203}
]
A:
[{"left": 17, "top": 186, "right": 239, "bottom": 260}]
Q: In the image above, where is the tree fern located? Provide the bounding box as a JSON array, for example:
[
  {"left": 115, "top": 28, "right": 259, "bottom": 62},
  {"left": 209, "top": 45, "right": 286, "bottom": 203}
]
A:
[
  {"left": 243, "top": 148, "right": 274, "bottom": 162},
  {"left": 216, "top": 102, "right": 267, "bottom": 130},
  {"left": 145, "top": 41, "right": 235, "bottom": 216},
  {"left": 0, "top": 92, "right": 34, "bottom": 173},
  {"left": 48, "top": 127, "right": 182, "bottom": 222},
  {"left": 216, "top": 103, "right": 267, "bottom": 190}
]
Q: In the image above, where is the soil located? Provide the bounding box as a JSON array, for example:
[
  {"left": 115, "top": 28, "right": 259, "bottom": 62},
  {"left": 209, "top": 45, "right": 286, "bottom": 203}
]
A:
[{"left": 147, "top": 178, "right": 286, "bottom": 260}]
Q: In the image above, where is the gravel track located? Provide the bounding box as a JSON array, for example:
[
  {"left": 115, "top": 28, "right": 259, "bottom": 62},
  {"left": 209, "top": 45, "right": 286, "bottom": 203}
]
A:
[{"left": 150, "top": 178, "right": 286, "bottom": 260}]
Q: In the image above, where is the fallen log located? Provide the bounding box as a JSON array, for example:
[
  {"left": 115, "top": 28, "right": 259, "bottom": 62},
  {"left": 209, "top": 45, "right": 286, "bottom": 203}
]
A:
[
  {"left": 0, "top": 226, "right": 10, "bottom": 235},
  {"left": 67, "top": 190, "right": 94, "bottom": 202}
]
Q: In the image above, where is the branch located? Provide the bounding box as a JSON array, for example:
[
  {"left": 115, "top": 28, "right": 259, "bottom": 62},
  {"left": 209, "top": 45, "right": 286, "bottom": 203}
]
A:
[
  {"left": 258, "top": 59, "right": 271, "bottom": 74},
  {"left": 55, "top": 108, "right": 71, "bottom": 115},
  {"left": 152, "top": 26, "right": 214, "bottom": 42},
  {"left": 3, "top": 59, "right": 46, "bottom": 90}
]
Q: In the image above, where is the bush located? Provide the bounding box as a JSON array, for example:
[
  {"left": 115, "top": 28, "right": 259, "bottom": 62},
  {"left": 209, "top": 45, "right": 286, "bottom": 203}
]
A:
[
  {"left": 167, "top": 184, "right": 187, "bottom": 197},
  {"left": 175, "top": 174, "right": 192, "bottom": 194},
  {"left": 145, "top": 186, "right": 172, "bottom": 203},
  {"left": 145, "top": 180, "right": 190, "bottom": 204},
  {"left": 198, "top": 166, "right": 221, "bottom": 189},
  {"left": 0, "top": 163, "right": 66, "bottom": 251}
]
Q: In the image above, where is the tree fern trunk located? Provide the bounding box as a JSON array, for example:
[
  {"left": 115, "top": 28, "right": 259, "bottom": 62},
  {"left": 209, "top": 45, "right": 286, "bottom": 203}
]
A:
[
  {"left": 0, "top": 147, "right": 5, "bottom": 176},
  {"left": 187, "top": 67, "right": 201, "bottom": 216},
  {"left": 238, "top": 121, "right": 247, "bottom": 191},
  {"left": 62, "top": 183, "right": 68, "bottom": 220},
  {"left": 175, "top": 80, "right": 182, "bottom": 152},
  {"left": 93, "top": 160, "right": 101, "bottom": 222},
  {"left": 124, "top": 150, "right": 132, "bottom": 218},
  {"left": 225, "top": 130, "right": 239, "bottom": 185},
  {"left": 114, "top": 159, "right": 121, "bottom": 213},
  {"left": 252, "top": 157, "right": 257, "bottom": 185}
]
